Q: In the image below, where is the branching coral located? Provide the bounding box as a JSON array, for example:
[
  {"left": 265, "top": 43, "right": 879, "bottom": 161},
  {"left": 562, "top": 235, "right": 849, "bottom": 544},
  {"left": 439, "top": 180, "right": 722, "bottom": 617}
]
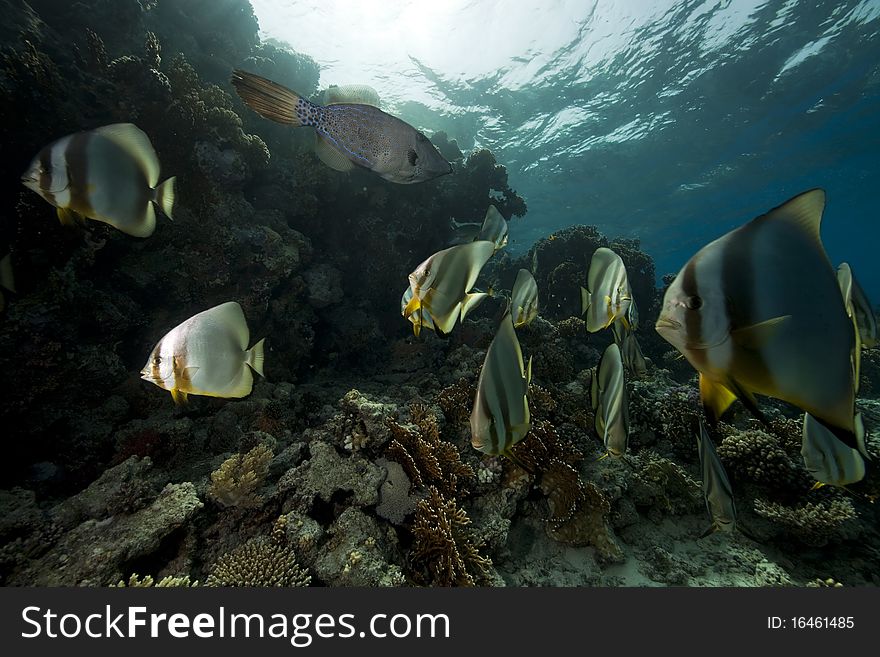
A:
[
  {"left": 385, "top": 402, "right": 474, "bottom": 497},
  {"left": 409, "top": 487, "right": 492, "bottom": 587},
  {"left": 208, "top": 443, "right": 273, "bottom": 508},
  {"left": 437, "top": 377, "right": 476, "bottom": 426},
  {"left": 114, "top": 574, "right": 196, "bottom": 587},
  {"left": 716, "top": 425, "right": 803, "bottom": 490},
  {"left": 508, "top": 419, "right": 622, "bottom": 560},
  {"left": 205, "top": 537, "right": 311, "bottom": 587},
  {"left": 753, "top": 498, "right": 858, "bottom": 547}
]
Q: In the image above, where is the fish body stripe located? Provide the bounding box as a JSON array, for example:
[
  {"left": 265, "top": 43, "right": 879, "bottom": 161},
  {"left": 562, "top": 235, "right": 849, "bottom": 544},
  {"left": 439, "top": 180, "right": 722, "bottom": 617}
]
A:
[
  {"left": 64, "top": 131, "right": 95, "bottom": 215},
  {"left": 679, "top": 256, "right": 705, "bottom": 368}
]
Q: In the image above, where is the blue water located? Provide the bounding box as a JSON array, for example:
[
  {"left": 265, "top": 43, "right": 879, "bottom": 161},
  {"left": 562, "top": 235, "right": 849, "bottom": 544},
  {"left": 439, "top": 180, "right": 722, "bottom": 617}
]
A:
[{"left": 253, "top": 0, "right": 880, "bottom": 297}]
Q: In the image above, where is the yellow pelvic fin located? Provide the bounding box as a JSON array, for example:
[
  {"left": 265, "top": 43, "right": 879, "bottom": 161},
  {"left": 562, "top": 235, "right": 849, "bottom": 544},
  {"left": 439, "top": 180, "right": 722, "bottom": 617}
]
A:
[
  {"left": 403, "top": 293, "right": 421, "bottom": 319},
  {"left": 412, "top": 313, "right": 422, "bottom": 338},
  {"left": 730, "top": 315, "right": 791, "bottom": 349},
  {"left": 699, "top": 373, "right": 738, "bottom": 422},
  {"left": 596, "top": 452, "right": 610, "bottom": 462},
  {"left": 170, "top": 388, "right": 188, "bottom": 405},
  {"left": 57, "top": 207, "right": 83, "bottom": 227},
  {"left": 810, "top": 481, "right": 825, "bottom": 491}
]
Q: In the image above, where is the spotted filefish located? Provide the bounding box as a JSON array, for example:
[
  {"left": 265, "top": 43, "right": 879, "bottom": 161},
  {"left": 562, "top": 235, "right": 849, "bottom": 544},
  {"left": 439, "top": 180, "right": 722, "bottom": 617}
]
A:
[{"left": 231, "top": 70, "right": 452, "bottom": 184}]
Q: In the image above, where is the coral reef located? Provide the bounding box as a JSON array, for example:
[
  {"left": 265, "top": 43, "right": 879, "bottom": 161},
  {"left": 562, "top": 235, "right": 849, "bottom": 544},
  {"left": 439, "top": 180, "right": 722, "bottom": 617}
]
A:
[
  {"left": 0, "top": 0, "right": 877, "bottom": 592},
  {"left": 208, "top": 443, "right": 274, "bottom": 509},
  {"left": 114, "top": 573, "right": 196, "bottom": 587},
  {"left": 409, "top": 487, "right": 493, "bottom": 587},
  {"left": 753, "top": 498, "right": 859, "bottom": 548},
  {"left": 385, "top": 402, "right": 474, "bottom": 498},
  {"left": 206, "top": 537, "right": 311, "bottom": 587}
]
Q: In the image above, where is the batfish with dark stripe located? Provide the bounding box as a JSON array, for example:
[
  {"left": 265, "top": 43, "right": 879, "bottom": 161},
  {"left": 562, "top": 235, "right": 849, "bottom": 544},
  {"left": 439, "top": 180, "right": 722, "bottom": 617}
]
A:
[
  {"left": 590, "top": 343, "right": 629, "bottom": 458},
  {"left": 21, "top": 123, "right": 175, "bottom": 237},
  {"left": 141, "top": 302, "right": 265, "bottom": 405},
  {"left": 471, "top": 312, "right": 532, "bottom": 456},
  {"left": 656, "top": 189, "right": 865, "bottom": 456},
  {"left": 510, "top": 268, "right": 538, "bottom": 327},
  {"left": 696, "top": 420, "right": 737, "bottom": 537},
  {"left": 404, "top": 240, "right": 494, "bottom": 335}
]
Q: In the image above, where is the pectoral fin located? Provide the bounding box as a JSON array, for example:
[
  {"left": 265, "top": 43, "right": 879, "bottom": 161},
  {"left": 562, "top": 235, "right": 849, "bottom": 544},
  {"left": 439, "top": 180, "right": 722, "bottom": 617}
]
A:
[
  {"left": 403, "top": 294, "right": 421, "bottom": 319},
  {"left": 730, "top": 315, "right": 791, "bottom": 349},
  {"left": 580, "top": 287, "right": 590, "bottom": 315},
  {"left": 57, "top": 207, "right": 83, "bottom": 227}
]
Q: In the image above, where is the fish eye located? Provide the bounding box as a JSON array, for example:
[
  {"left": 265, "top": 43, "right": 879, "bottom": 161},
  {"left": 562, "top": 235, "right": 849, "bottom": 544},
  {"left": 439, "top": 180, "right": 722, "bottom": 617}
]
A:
[
  {"left": 153, "top": 356, "right": 161, "bottom": 365},
  {"left": 686, "top": 295, "right": 703, "bottom": 310}
]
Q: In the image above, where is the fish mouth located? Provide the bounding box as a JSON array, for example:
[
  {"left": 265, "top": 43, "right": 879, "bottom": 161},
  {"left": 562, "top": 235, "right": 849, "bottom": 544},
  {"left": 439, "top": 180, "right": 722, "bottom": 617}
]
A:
[{"left": 654, "top": 316, "right": 681, "bottom": 332}]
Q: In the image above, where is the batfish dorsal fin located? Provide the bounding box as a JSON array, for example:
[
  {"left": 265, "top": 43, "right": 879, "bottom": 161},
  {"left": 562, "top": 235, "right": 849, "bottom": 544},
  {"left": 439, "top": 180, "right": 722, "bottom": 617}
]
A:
[
  {"left": 755, "top": 188, "right": 825, "bottom": 246},
  {"left": 94, "top": 123, "right": 161, "bottom": 188}
]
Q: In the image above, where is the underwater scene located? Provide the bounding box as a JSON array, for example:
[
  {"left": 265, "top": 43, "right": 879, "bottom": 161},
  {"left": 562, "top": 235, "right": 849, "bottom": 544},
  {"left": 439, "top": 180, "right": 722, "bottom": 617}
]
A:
[{"left": 1, "top": 0, "right": 879, "bottom": 588}]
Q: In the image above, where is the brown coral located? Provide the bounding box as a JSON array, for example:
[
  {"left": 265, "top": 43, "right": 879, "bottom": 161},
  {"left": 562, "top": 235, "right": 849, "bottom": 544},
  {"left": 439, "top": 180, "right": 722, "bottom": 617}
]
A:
[
  {"left": 437, "top": 377, "right": 475, "bottom": 426},
  {"left": 207, "top": 443, "right": 273, "bottom": 508},
  {"left": 385, "top": 403, "right": 474, "bottom": 497},
  {"left": 409, "top": 487, "right": 492, "bottom": 587}
]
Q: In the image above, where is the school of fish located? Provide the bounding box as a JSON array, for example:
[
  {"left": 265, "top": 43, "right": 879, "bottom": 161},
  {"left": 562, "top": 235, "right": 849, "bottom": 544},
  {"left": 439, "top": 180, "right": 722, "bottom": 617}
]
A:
[{"left": 6, "top": 62, "right": 877, "bottom": 543}]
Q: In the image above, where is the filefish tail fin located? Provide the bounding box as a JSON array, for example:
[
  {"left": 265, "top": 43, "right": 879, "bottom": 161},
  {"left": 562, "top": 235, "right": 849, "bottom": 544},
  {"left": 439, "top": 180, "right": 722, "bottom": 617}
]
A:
[
  {"left": 502, "top": 448, "right": 534, "bottom": 475},
  {"left": 170, "top": 388, "right": 188, "bottom": 406},
  {"left": 231, "top": 70, "right": 303, "bottom": 126},
  {"left": 154, "top": 176, "right": 176, "bottom": 220},
  {"left": 246, "top": 338, "right": 266, "bottom": 377}
]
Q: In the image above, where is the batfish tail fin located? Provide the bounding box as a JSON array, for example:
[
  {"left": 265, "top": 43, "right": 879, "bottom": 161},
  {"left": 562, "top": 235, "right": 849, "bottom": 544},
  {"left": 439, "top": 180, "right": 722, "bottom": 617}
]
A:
[
  {"left": 154, "top": 176, "right": 176, "bottom": 220},
  {"left": 246, "top": 338, "right": 266, "bottom": 377}
]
